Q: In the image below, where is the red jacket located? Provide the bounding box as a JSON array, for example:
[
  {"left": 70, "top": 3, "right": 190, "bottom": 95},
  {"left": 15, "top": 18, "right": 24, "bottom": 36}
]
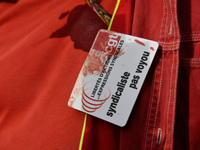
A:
[{"left": 0, "top": 0, "right": 199, "bottom": 149}]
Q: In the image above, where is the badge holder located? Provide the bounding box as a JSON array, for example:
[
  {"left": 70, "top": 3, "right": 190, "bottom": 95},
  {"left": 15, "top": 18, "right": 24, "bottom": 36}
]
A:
[{"left": 68, "top": 29, "right": 158, "bottom": 127}]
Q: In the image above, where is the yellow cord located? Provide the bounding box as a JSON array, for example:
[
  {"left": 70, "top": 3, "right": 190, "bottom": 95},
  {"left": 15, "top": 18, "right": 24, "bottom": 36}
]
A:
[
  {"left": 78, "top": 0, "right": 121, "bottom": 149},
  {"left": 79, "top": 114, "right": 87, "bottom": 150},
  {"left": 107, "top": 0, "right": 121, "bottom": 31}
]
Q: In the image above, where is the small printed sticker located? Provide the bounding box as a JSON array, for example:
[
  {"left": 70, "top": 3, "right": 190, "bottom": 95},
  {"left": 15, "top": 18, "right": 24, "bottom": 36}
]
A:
[{"left": 68, "top": 29, "right": 159, "bottom": 127}]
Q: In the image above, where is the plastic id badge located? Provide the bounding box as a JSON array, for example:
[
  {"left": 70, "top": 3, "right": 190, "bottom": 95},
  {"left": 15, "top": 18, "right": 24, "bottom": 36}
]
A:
[{"left": 68, "top": 29, "right": 159, "bottom": 127}]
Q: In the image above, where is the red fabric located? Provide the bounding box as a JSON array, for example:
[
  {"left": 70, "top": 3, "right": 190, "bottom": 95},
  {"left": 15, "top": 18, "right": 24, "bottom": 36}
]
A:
[
  {"left": 0, "top": 0, "right": 116, "bottom": 149},
  {"left": 82, "top": 0, "right": 200, "bottom": 150}
]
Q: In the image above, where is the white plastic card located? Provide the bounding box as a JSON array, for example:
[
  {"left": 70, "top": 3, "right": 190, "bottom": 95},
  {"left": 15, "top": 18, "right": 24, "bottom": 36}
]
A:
[{"left": 68, "top": 29, "right": 159, "bottom": 127}]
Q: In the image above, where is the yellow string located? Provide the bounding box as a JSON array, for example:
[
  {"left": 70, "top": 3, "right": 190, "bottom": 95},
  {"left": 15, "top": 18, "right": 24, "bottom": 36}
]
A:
[
  {"left": 107, "top": 0, "right": 121, "bottom": 31},
  {"left": 79, "top": 114, "right": 87, "bottom": 150},
  {"left": 78, "top": 0, "right": 121, "bottom": 149}
]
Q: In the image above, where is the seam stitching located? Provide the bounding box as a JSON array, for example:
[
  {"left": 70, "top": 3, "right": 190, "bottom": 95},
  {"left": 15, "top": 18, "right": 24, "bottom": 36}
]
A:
[
  {"left": 171, "top": 51, "right": 178, "bottom": 149},
  {"left": 150, "top": 51, "right": 164, "bottom": 150},
  {"left": 164, "top": 50, "right": 175, "bottom": 150},
  {"left": 144, "top": 63, "right": 157, "bottom": 150}
]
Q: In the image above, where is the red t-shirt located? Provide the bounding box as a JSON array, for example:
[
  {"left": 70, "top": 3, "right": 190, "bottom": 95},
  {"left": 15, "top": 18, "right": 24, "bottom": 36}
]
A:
[{"left": 0, "top": 0, "right": 115, "bottom": 149}]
